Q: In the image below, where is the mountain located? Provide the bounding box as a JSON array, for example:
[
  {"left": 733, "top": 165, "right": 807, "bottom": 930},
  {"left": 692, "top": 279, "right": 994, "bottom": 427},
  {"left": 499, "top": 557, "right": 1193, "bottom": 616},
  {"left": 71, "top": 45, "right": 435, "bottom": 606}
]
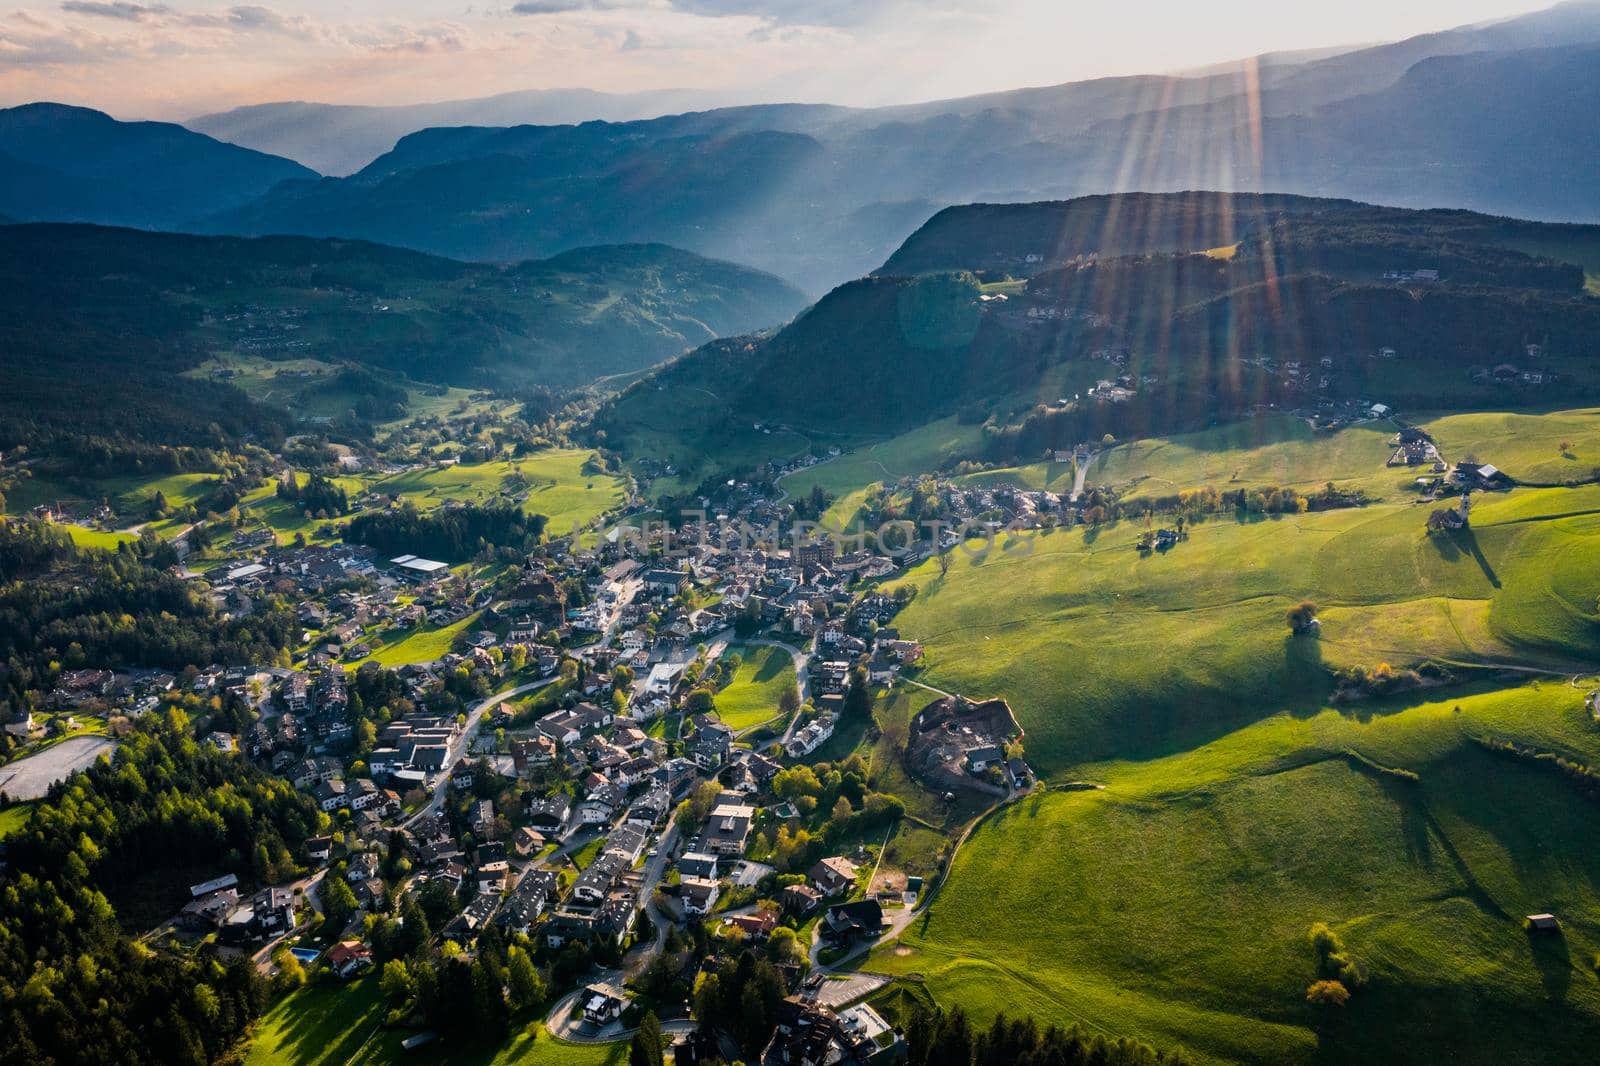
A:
[
  {"left": 0, "top": 103, "right": 316, "bottom": 229},
  {"left": 205, "top": 120, "right": 839, "bottom": 273},
  {"left": 596, "top": 193, "right": 1600, "bottom": 460},
  {"left": 0, "top": 225, "right": 807, "bottom": 468},
  {"left": 188, "top": 3, "right": 1600, "bottom": 294},
  {"left": 186, "top": 87, "right": 754, "bottom": 176}
]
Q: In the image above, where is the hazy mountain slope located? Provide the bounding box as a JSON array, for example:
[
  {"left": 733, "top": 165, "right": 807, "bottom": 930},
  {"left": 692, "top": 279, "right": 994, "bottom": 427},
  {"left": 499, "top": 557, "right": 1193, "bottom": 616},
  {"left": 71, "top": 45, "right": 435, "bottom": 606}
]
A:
[
  {"left": 598, "top": 195, "right": 1600, "bottom": 463},
  {"left": 879, "top": 193, "right": 1356, "bottom": 275},
  {"left": 0, "top": 224, "right": 807, "bottom": 465},
  {"left": 0, "top": 103, "right": 316, "bottom": 229},
  {"left": 186, "top": 87, "right": 755, "bottom": 176},
  {"left": 880, "top": 193, "right": 1600, "bottom": 279}
]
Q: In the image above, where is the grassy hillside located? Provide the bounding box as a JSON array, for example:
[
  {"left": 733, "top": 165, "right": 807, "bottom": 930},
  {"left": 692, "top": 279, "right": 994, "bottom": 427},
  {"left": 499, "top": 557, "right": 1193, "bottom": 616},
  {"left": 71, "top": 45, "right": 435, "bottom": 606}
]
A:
[
  {"left": 778, "top": 417, "right": 987, "bottom": 528},
  {"left": 715, "top": 644, "right": 799, "bottom": 731},
  {"left": 369, "top": 451, "right": 626, "bottom": 537},
  {"left": 873, "top": 684, "right": 1600, "bottom": 1066},
  {"left": 884, "top": 484, "right": 1600, "bottom": 771}
]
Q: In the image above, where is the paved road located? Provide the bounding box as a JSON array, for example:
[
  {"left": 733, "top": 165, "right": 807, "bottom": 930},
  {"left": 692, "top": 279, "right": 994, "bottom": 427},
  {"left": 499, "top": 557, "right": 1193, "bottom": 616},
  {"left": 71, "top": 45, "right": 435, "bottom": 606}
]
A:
[
  {"left": 403, "top": 676, "right": 560, "bottom": 828},
  {"left": 622, "top": 821, "right": 680, "bottom": 978},
  {"left": 1068, "top": 448, "right": 1097, "bottom": 502}
]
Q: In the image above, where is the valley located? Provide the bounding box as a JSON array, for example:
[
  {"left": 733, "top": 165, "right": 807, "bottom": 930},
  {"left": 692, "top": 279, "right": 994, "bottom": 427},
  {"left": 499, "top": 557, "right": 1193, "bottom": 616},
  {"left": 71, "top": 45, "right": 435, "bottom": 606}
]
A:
[{"left": 5, "top": 7, "right": 1600, "bottom": 1061}]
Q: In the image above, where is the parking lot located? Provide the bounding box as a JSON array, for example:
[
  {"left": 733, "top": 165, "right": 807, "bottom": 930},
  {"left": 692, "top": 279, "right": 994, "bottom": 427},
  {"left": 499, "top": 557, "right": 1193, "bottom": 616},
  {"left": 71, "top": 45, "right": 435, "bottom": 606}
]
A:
[{"left": 0, "top": 736, "right": 117, "bottom": 800}]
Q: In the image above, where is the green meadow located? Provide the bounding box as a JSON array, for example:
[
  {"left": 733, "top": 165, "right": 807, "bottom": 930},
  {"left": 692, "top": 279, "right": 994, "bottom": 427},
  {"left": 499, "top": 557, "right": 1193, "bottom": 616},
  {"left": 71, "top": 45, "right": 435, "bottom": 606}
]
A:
[
  {"left": 872, "top": 685, "right": 1600, "bottom": 1066},
  {"left": 882, "top": 485, "right": 1600, "bottom": 772},
  {"left": 244, "top": 980, "right": 624, "bottom": 1066},
  {"left": 714, "top": 644, "right": 799, "bottom": 731},
  {"left": 779, "top": 416, "right": 985, "bottom": 528},
  {"left": 1420, "top": 408, "right": 1600, "bottom": 486},
  {"left": 1089, "top": 415, "right": 1409, "bottom": 503},
  {"left": 371, "top": 450, "right": 626, "bottom": 536},
  {"left": 347, "top": 611, "right": 482, "bottom": 669}
]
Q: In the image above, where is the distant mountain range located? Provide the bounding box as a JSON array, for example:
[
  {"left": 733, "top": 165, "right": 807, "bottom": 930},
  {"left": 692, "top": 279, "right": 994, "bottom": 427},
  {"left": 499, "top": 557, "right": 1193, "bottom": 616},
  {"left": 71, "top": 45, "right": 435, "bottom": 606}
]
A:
[
  {"left": 0, "top": 103, "right": 315, "bottom": 230},
  {"left": 5, "top": 3, "right": 1600, "bottom": 295},
  {"left": 186, "top": 87, "right": 752, "bottom": 177}
]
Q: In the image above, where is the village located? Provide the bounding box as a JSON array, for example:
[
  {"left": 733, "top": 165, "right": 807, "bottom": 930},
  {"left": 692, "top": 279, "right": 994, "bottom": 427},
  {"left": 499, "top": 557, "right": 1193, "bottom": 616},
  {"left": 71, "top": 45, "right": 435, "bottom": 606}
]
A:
[{"left": 0, "top": 450, "right": 1062, "bottom": 1065}]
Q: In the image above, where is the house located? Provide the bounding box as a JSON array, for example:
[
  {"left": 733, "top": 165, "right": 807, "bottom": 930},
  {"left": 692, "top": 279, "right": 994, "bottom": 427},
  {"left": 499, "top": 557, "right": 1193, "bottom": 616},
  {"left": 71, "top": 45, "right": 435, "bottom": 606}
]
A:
[
  {"left": 312, "top": 778, "right": 348, "bottom": 812},
  {"left": 513, "top": 826, "right": 546, "bottom": 858},
  {"left": 582, "top": 982, "right": 629, "bottom": 1026},
  {"left": 477, "top": 861, "right": 512, "bottom": 896},
  {"left": 680, "top": 876, "right": 722, "bottom": 915},
  {"left": 355, "top": 878, "right": 388, "bottom": 911},
  {"left": 678, "top": 852, "right": 720, "bottom": 880},
  {"left": 328, "top": 940, "right": 374, "bottom": 979},
  {"left": 472, "top": 799, "right": 497, "bottom": 838},
  {"left": 577, "top": 783, "right": 625, "bottom": 825},
  {"left": 783, "top": 884, "right": 822, "bottom": 915},
  {"left": 346, "top": 851, "right": 380, "bottom": 882},
  {"left": 573, "top": 853, "right": 627, "bottom": 905},
  {"left": 692, "top": 721, "right": 734, "bottom": 771},
  {"left": 525, "top": 794, "right": 572, "bottom": 836},
  {"left": 701, "top": 802, "right": 755, "bottom": 856},
  {"left": 643, "top": 568, "right": 691, "bottom": 596},
  {"left": 785, "top": 713, "right": 836, "bottom": 759},
  {"left": 498, "top": 870, "right": 559, "bottom": 935},
  {"left": 808, "top": 856, "right": 858, "bottom": 896},
  {"left": 965, "top": 745, "right": 1004, "bottom": 774},
  {"left": 305, "top": 835, "right": 333, "bottom": 862},
  {"left": 603, "top": 825, "right": 649, "bottom": 865},
  {"left": 725, "top": 909, "right": 780, "bottom": 940},
  {"left": 822, "top": 899, "right": 884, "bottom": 943},
  {"left": 761, "top": 998, "right": 902, "bottom": 1066}
]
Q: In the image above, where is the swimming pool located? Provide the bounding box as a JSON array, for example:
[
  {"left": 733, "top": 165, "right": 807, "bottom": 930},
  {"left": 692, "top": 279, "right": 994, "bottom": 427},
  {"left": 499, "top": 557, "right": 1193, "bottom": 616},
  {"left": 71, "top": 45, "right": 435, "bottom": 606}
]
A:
[{"left": 288, "top": 947, "right": 320, "bottom": 964}]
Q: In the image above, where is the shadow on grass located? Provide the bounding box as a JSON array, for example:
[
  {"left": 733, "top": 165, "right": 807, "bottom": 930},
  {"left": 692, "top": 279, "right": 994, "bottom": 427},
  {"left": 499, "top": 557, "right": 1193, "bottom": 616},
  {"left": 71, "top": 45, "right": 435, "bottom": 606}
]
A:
[
  {"left": 1432, "top": 527, "right": 1501, "bottom": 588},
  {"left": 1527, "top": 930, "right": 1574, "bottom": 1003}
]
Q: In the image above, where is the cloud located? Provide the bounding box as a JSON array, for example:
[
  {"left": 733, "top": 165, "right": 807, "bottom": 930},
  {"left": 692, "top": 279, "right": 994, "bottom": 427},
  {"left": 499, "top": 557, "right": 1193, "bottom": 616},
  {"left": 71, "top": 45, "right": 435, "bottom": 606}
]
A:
[
  {"left": 58, "top": 1, "right": 169, "bottom": 20},
  {"left": 511, "top": 0, "right": 637, "bottom": 13},
  {"left": 666, "top": 0, "right": 914, "bottom": 26}
]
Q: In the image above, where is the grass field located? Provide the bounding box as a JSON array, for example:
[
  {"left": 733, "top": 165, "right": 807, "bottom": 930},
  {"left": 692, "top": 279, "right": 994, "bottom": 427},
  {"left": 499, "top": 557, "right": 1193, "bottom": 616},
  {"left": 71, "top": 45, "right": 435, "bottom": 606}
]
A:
[
  {"left": 1420, "top": 408, "right": 1600, "bottom": 486},
  {"left": 372, "top": 450, "right": 625, "bottom": 536},
  {"left": 882, "top": 485, "right": 1600, "bottom": 772},
  {"left": 779, "top": 417, "right": 985, "bottom": 529},
  {"left": 59, "top": 524, "right": 140, "bottom": 551},
  {"left": 245, "top": 983, "right": 624, "bottom": 1066},
  {"left": 871, "top": 685, "right": 1600, "bottom": 1066},
  {"left": 0, "top": 804, "right": 31, "bottom": 838},
  {"left": 1090, "top": 414, "right": 1408, "bottom": 503},
  {"left": 348, "top": 612, "right": 481, "bottom": 669},
  {"left": 245, "top": 977, "right": 388, "bottom": 1066},
  {"left": 714, "top": 644, "right": 799, "bottom": 731},
  {"left": 350, "top": 1023, "right": 625, "bottom": 1066}
]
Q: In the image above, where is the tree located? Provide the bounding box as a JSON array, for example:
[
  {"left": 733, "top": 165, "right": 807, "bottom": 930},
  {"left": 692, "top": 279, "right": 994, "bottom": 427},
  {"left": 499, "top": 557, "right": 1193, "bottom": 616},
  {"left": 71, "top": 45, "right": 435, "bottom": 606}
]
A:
[
  {"left": 1306, "top": 979, "right": 1350, "bottom": 1007},
  {"left": 381, "top": 959, "right": 413, "bottom": 1002},
  {"left": 630, "top": 1012, "right": 665, "bottom": 1066},
  {"left": 322, "top": 876, "right": 358, "bottom": 934},
  {"left": 507, "top": 946, "right": 544, "bottom": 1011},
  {"left": 778, "top": 683, "right": 801, "bottom": 719},
  {"left": 1286, "top": 601, "right": 1318, "bottom": 633},
  {"left": 271, "top": 947, "right": 306, "bottom": 995},
  {"left": 842, "top": 665, "right": 871, "bottom": 722}
]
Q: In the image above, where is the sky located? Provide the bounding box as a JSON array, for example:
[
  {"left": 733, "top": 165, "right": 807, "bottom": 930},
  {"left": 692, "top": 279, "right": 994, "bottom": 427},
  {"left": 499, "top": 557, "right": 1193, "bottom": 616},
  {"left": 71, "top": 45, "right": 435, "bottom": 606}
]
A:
[{"left": 0, "top": 0, "right": 1564, "bottom": 119}]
